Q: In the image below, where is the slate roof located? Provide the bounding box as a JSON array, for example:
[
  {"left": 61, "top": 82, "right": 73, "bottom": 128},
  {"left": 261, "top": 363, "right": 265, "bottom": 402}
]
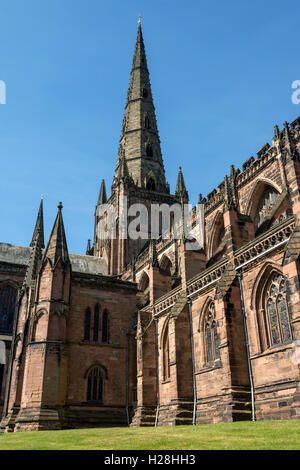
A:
[{"left": 0, "top": 243, "right": 108, "bottom": 276}]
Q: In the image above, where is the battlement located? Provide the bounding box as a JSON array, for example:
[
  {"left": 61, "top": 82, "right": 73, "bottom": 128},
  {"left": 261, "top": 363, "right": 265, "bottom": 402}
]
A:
[{"left": 201, "top": 115, "right": 300, "bottom": 215}]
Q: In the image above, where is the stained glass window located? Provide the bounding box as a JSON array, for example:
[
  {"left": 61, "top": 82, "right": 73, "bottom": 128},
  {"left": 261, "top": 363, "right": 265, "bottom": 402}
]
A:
[
  {"left": 278, "top": 295, "right": 290, "bottom": 342},
  {"left": 204, "top": 302, "right": 220, "bottom": 365},
  {"left": 265, "top": 274, "right": 292, "bottom": 346},
  {"left": 0, "top": 286, "right": 17, "bottom": 335},
  {"left": 87, "top": 366, "right": 104, "bottom": 402},
  {"left": 206, "top": 324, "right": 213, "bottom": 363},
  {"left": 214, "top": 325, "right": 220, "bottom": 360},
  {"left": 267, "top": 298, "right": 280, "bottom": 344},
  {"left": 163, "top": 324, "right": 170, "bottom": 381}
]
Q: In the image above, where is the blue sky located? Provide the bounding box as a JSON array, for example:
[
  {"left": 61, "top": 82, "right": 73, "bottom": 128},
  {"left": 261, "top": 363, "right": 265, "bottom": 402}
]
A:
[{"left": 0, "top": 0, "right": 299, "bottom": 254}]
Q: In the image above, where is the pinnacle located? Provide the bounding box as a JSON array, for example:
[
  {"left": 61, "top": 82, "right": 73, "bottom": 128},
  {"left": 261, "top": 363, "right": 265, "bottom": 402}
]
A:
[
  {"left": 175, "top": 166, "right": 189, "bottom": 201},
  {"left": 23, "top": 226, "right": 43, "bottom": 289},
  {"left": 97, "top": 179, "right": 107, "bottom": 205},
  {"left": 149, "top": 239, "right": 159, "bottom": 267},
  {"left": 119, "top": 155, "right": 129, "bottom": 179},
  {"left": 43, "top": 202, "right": 69, "bottom": 266},
  {"left": 86, "top": 238, "right": 92, "bottom": 255},
  {"left": 30, "top": 197, "right": 45, "bottom": 249}
]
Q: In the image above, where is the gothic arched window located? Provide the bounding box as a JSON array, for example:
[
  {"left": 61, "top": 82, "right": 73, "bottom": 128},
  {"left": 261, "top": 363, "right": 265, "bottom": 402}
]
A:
[
  {"left": 204, "top": 302, "right": 220, "bottom": 365},
  {"left": 144, "top": 115, "right": 151, "bottom": 129},
  {"left": 162, "top": 323, "right": 170, "bottom": 381},
  {"left": 146, "top": 143, "right": 153, "bottom": 158},
  {"left": 0, "top": 286, "right": 17, "bottom": 335},
  {"left": 87, "top": 366, "right": 105, "bottom": 403},
  {"left": 93, "top": 305, "right": 100, "bottom": 342},
  {"left": 102, "top": 310, "right": 109, "bottom": 343},
  {"left": 146, "top": 177, "right": 156, "bottom": 191},
  {"left": 265, "top": 274, "right": 291, "bottom": 346},
  {"left": 84, "top": 307, "right": 91, "bottom": 341}
]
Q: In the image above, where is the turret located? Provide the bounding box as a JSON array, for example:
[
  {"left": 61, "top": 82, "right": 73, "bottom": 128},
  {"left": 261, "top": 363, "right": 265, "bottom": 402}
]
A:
[{"left": 12, "top": 202, "right": 70, "bottom": 431}]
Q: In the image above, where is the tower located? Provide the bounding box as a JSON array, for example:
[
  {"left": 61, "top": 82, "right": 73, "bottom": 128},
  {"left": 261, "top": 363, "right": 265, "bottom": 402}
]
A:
[
  {"left": 2, "top": 203, "right": 71, "bottom": 432},
  {"left": 93, "top": 22, "right": 179, "bottom": 275},
  {"left": 1, "top": 199, "right": 45, "bottom": 431}
]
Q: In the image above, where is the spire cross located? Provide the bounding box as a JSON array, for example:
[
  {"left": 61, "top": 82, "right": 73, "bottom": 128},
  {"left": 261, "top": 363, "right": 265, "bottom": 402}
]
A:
[{"left": 138, "top": 15, "right": 142, "bottom": 25}]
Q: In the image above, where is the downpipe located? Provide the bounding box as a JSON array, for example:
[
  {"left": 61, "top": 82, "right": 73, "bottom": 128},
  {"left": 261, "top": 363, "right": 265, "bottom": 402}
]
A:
[
  {"left": 236, "top": 270, "right": 256, "bottom": 421},
  {"left": 125, "top": 330, "right": 130, "bottom": 426},
  {"left": 187, "top": 299, "right": 197, "bottom": 425},
  {"left": 154, "top": 317, "right": 160, "bottom": 427}
]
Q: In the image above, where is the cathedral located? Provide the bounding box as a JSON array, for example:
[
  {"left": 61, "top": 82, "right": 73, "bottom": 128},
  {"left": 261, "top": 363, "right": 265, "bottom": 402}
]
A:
[{"left": 0, "top": 22, "right": 300, "bottom": 432}]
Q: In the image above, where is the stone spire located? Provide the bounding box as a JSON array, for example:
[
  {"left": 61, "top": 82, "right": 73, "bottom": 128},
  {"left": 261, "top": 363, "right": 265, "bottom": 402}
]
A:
[
  {"left": 30, "top": 197, "right": 45, "bottom": 249},
  {"left": 24, "top": 231, "right": 42, "bottom": 288},
  {"left": 23, "top": 229, "right": 43, "bottom": 289},
  {"left": 43, "top": 202, "right": 69, "bottom": 267},
  {"left": 97, "top": 179, "right": 107, "bottom": 205},
  {"left": 22, "top": 199, "right": 45, "bottom": 289},
  {"left": 175, "top": 167, "right": 189, "bottom": 201},
  {"left": 115, "top": 23, "right": 168, "bottom": 192}
]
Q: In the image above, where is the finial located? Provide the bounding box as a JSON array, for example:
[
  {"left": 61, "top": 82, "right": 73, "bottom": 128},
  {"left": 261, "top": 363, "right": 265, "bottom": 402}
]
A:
[
  {"left": 274, "top": 125, "right": 280, "bottom": 139},
  {"left": 58, "top": 201, "right": 63, "bottom": 210},
  {"left": 41, "top": 193, "right": 44, "bottom": 200},
  {"left": 138, "top": 15, "right": 142, "bottom": 25},
  {"left": 198, "top": 193, "right": 206, "bottom": 204}
]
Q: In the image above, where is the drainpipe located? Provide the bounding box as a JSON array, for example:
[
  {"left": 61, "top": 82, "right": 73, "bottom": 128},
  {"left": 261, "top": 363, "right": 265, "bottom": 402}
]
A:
[
  {"left": 187, "top": 299, "right": 197, "bottom": 425},
  {"left": 154, "top": 317, "right": 160, "bottom": 427},
  {"left": 125, "top": 330, "right": 130, "bottom": 426},
  {"left": 236, "top": 270, "right": 256, "bottom": 421}
]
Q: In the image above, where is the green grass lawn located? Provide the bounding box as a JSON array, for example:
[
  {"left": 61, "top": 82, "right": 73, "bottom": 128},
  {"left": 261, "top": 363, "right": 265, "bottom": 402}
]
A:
[{"left": 0, "top": 420, "right": 299, "bottom": 450}]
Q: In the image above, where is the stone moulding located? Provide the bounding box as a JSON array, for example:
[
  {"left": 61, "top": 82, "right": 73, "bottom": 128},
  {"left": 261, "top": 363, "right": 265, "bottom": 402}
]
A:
[{"left": 234, "top": 216, "right": 295, "bottom": 268}]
